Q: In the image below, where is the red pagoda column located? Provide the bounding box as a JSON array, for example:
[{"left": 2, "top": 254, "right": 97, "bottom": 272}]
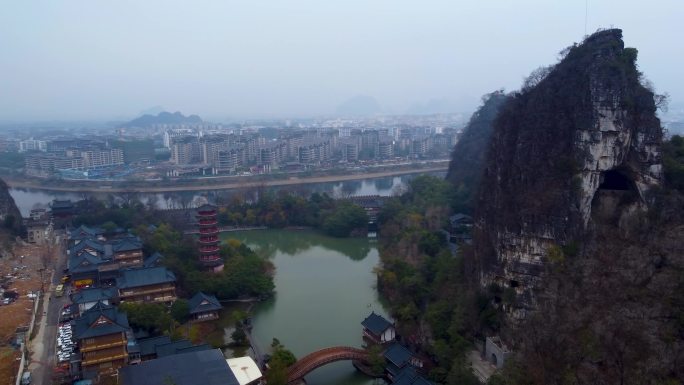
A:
[{"left": 196, "top": 204, "right": 223, "bottom": 271}]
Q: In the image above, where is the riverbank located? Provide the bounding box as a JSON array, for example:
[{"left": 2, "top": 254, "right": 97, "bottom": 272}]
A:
[{"left": 3, "top": 163, "right": 448, "bottom": 193}]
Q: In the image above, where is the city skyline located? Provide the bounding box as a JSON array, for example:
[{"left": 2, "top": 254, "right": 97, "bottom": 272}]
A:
[{"left": 1, "top": 0, "right": 682, "bottom": 121}]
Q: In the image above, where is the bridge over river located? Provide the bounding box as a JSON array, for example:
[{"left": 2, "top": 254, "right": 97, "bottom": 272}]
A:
[{"left": 286, "top": 346, "right": 370, "bottom": 384}]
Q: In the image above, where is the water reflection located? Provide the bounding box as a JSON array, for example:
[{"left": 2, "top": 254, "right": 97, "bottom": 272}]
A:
[
  {"left": 223, "top": 229, "right": 372, "bottom": 262},
  {"left": 9, "top": 172, "right": 445, "bottom": 216},
  {"left": 226, "top": 229, "right": 388, "bottom": 385}
]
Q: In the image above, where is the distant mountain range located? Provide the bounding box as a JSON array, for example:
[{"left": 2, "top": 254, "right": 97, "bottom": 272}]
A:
[
  {"left": 335, "top": 95, "right": 382, "bottom": 116},
  {"left": 121, "top": 111, "right": 202, "bottom": 128}
]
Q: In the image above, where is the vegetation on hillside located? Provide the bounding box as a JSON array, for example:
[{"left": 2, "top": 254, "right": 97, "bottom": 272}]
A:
[
  {"left": 376, "top": 30, "right": 681, "bottom": 384},
  {"left": 663, "top": 135, "right": 684, "bottom": 191},
  {"left": 446, "top": 91, "right": 508, "bottom": 214},
  {"left": 474, "top": 31, "right": 683, "bottom": 385},
  {"left": 377, "top": 175, "right": 494, "bottom": 384}
]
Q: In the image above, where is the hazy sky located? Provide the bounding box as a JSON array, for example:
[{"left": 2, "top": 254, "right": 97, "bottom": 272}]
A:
[{"left": 1, "top": 1, "right": 682, "bottom": 121}]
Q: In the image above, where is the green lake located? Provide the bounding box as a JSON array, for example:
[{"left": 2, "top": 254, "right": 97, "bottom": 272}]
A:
[{"left": 222, "top": 229, "right": 390, "bottom": 385}]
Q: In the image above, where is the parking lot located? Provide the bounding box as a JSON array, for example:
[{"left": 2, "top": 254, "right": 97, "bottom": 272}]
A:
[{"left": 57, "top": 321, "right": 74, "bottom": 364}]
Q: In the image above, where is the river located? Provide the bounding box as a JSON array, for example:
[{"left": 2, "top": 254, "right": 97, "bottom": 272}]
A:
[
  {"left": 9, "top": 172, "right": 445, "bottom": 216},
  {"left": 223, "top": 229, "right": 389, "bottom": 385}
]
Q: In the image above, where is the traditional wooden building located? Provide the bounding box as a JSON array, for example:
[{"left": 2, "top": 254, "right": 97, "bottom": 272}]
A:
[
  {"left": 71, "top": 287, "right": 118, "bottom": 316},
  {"left": 109, "top": 238, "right": 144, "bottom": 268},
  {"left": 116, "top": 267, "right": 177, "bottom": 304},
  {"left": 361, "top": 311, "right": 396, "bottom": 344},
  {"left": 136, "top": 335, "right": 211, "bottom": 362},
  {"left": 188, "top": 292, "right": 223, "bottom": 322},
  {"left": 391, "top": 365, "right": 432, "bottom": 385},
  {"left": 196, "top": 204, "right": 224, "bottom": 271},
  {"left": 51, "top": 199, "right": 76, "bottom": 219},
  {"left": 383, "top": 343, "right": 424, "bottom": 382},
  {"left": 68, "top": 251, "right": 105, "bottom": 290},
  {"left": 26, "top": 209, "right": 53, "bottom": 244},
  {"left": 68, "top": 225, "right": 104, "bottom": 247},
  {"left": 72, "top": 303, "right": 130, "bottom": 379}
]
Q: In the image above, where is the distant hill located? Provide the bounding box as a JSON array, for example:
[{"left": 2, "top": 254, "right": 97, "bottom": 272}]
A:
[
  {"left": 121, "top": 112, "right": 202, "bottom": 128},
  {"left": 406, "top": 98, "right": 456, "bottom": 115},
  {"left": 138, "top": 106, "right": 167, "bottom": 116},
  {"left": 335, "top": 95, "right": 382, "bottom": 116}
]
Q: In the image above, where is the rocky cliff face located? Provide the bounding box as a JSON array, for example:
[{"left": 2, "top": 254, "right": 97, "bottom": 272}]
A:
[
  {"left": 0, "top": 178, "right": 21, "bottom": 232},
  {"left": 447, "top": 90, "right": 508, "bottom": 214},
  {"left": 473, "top": 29, "right": 663, "bottom": 319}
]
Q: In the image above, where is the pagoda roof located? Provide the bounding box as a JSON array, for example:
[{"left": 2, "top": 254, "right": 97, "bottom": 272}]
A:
[
  {"left": 361, "top": 311, "right": 393, "bottom": 336},
  {"left": 188, "top": 292, "right": 223, "bottom": 315}
]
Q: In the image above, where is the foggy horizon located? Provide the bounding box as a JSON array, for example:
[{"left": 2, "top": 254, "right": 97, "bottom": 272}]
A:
[{"left": 1, "top": 0, "right": 682, "bottom": 122}]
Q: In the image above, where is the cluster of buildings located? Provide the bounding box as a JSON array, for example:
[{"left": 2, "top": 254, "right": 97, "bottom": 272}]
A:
[
  {"left": 1, "top": 114, "right": 463, "bottom": 180},
  {"left": 164, "top": 129, "right": 337, "bottom": 174},
  {"left": 361, "top": 312, "right": 431, "bottom": 385},
  {"left": 23, "top": 138, "right": 126, "bottom": 178},
  {"left": 57, "top": 223, "right": 261, "bottom": 384},
  {"left": 163, "top": 124, "right": 460, "bottom": 175}
]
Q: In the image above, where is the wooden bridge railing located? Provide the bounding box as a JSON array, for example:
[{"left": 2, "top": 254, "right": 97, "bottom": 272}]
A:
[{"left": 286, "top": 346, "right": 369, "bottom": 384}]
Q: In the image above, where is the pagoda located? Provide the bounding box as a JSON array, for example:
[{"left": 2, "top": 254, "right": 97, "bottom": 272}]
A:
[{"left": 196, "top": 204, "right": 223, "bottom": 271}]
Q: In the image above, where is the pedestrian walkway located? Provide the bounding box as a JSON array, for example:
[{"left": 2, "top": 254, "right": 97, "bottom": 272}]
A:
[{"left": 467, "top": 349, "right": 496, "bottom": 383}]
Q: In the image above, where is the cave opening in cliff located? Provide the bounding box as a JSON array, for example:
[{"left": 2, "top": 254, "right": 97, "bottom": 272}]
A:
[
  {"left": 598, "top": 170, "right": 634, "bottom": 191},
  {"left": 591, "top": 168, "right": 640, "bottom": 225}
]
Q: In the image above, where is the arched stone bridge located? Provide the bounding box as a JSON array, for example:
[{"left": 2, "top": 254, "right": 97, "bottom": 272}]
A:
[{"left": 286, "top": 346, "right": 369, "bottom": 384}]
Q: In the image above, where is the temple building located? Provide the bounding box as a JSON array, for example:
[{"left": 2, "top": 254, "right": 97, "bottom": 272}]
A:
[
  {"left": 72, "top": 303, "right": 130, "bottom": 379},
  {"left": 116, "top": 267, "right": 177, "bottom": 304},
  {"left": 188, "top": 292, "right": 223, "bottom": 322},
  {"left": 361, "top": 311, "right": 396, "bottom": 344}
]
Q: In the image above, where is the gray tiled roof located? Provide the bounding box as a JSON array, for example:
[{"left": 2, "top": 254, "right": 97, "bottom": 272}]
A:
[
  {"left": 188, "top": 292, "right": 222, "bottom": 315},
  {"left": 68, "top": 252, "right": 105, "bottom": 274},
  {"left": 138, "top": 336, "right": 172, "bottom": 356},
  {"left": 361, "top": 311, "right": 393, "bottom": 336},
  {"left": 143, "top": 252, "right": 164, "bottom": 268},
  {"left": 384, "top": 342, "right": 414, "bottom": 368},
  {"left": 116, "top": 267, "right": 176, "bottom": 289},
  {"left": 72, "top": 303, "right": 130, "bottom": 340},
  {"left": 392, "top": 366, "right": 433, "bottom": 385},
  {"left": 112, "top": 239, "right": 143, "bottom": 252},
  {"left": 154, "top": 340, "right": 193, "bottom": 358},
  {"left": 70, "top": 287, "right": 117, "bottom": 304},
  {"left": 70, "top": 225, "right": 103, "bottom": 238},
  {"left": 118, "top": 349, "right": 239, "bottom": 385}
]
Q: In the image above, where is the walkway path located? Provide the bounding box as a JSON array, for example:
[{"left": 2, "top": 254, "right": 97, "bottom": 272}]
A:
[
  {"left": 286, "top": 346, "right": 368, "bottom": 384},
  {"left": 243, "top": 326, "right": 265, "bottom": 369},
  {"left": 467, "top": 349, "right": 496, "bottom": 383},
  {"left": 183, "top": 226, "right": 267, "bottom": 235}
]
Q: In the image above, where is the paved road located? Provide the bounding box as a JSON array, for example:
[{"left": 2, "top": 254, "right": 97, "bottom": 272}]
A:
[{"left": 29, "top": 234, "right": 68, "bottom": 385}]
